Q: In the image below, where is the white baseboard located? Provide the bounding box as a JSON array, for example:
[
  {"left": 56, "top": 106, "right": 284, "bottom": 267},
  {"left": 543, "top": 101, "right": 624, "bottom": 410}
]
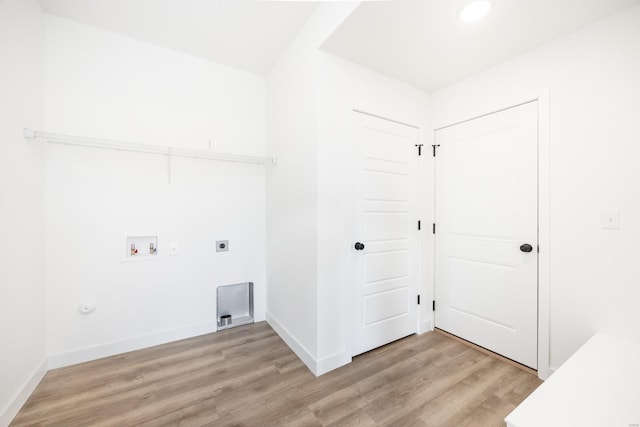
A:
[
  {"left": 254, "top": 309, "right": 266, "bottom": 323},
  {"left": 418, "top": 318, "right": 434, "bottom": 335},
  {"left": 265, "top": 311, "right": 318, "bottom": 375},
  {"left": 0, "top": 358, "right": 47, "bottom": 427},
  {"left": 48, "top": 321, "right": 217, "bottom": 369},
  {"left": 316, "top": 351, "right": 351, "bottom": 376}
]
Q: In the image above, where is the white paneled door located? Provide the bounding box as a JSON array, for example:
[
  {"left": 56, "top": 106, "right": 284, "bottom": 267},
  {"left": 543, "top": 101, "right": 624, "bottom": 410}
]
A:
[
  {"left": 434, "top": 101, "right": 538, "bottom": 369},
  {"left": 351, "top": 111, "right": 419, "bottom": 357}
]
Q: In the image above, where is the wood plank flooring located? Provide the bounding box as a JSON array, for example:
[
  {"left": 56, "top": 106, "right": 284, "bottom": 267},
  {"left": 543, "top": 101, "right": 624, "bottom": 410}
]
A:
[{"left": 11, "top": 322, "right": 541, "bottom": 426}]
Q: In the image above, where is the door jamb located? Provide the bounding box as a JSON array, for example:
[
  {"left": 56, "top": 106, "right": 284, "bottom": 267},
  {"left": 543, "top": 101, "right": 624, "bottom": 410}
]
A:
[{"left": 431, "top": 91, "right": 550, "bottom": 380}]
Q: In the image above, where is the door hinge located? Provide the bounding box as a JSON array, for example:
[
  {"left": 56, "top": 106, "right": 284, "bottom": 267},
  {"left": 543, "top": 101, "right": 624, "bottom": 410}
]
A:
[
  {"left": 418, "top": 220, "right": 421, "bottom": 230},
  {"left": 432, "top": 223, "right": 436, "bottom": 234},
  {"left": 417, "top": 294, "right": 421, "bottom": 305},
  {"left": 432, "top": 300, "right": 436, "bottom": 311},
  {"left": 432, "top": 144, "right": 440, "bottom": 157},
  {"left": 415, "top": 144, "right": 424, "bottom": 156}
]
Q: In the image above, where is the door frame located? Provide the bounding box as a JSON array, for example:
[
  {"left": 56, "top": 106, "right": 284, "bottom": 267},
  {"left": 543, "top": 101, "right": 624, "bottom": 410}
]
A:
[
  {"left": 346, "top": 108, "right": 424, "bottom": 358},
  {"left": 432, "top": 91, "right": 550, "bottom": 380}
]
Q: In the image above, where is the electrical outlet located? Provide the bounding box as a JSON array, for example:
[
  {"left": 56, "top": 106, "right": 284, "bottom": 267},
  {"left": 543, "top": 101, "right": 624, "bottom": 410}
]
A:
[{"left": 216, "top": 240, "right": 229, "bottom": 252}]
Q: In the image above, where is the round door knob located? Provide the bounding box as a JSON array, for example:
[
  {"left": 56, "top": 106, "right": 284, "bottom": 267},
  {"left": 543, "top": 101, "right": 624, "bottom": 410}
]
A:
[
  {"left": 520, "top": 243, "right": 533, "bottom": 253},
  {"left": 354, "top": 242, "right": 365, "bottom": 251}
]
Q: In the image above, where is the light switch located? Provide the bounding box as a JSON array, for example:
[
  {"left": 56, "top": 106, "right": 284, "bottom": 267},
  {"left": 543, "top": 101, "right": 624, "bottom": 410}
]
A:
[
  {"left": 601, "top": 211, "right": 620, "bottom": 230},
  {"left": 169, "top": 242, "right": 178, "bottom": 256}
]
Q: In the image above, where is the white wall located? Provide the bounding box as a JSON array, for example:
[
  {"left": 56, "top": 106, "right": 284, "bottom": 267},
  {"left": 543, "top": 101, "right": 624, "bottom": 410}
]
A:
[
  {"left": 43, "top": 15, "right": 267, "bottom": 366},
  {"left": 431, "top": 4, "right": 640, "bottom": 370},
  {"left": 265, "top": 4, "right": 360, "bottom": 369},
  {"left": 0, "top": 0, "right": 47, "bottom": 424},
  {"left": 267, "top": 2, "right": 431, "bottom": 374},
  {"left": 265, "top": 5, "right": 322, "bottom": 365},
  {"left": 316, "top": 53, "right": 431, "bottom": 371}
]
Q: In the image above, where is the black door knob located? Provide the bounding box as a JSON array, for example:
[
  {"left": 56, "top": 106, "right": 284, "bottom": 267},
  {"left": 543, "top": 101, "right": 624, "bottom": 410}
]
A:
[
  {"left": 354, "top": 242, "right": 365, "bottom": 251},
  {"left": 520, "top": 243, "right": 533, "bottom": 253}
]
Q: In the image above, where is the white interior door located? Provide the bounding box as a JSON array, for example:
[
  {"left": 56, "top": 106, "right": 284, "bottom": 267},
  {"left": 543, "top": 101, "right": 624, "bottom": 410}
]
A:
[
  {"left": 351, "top": 111, "right": 419, "bottom": 357},
  {"left": 434, "top": 101, "right": 538, "bottom": 369}
]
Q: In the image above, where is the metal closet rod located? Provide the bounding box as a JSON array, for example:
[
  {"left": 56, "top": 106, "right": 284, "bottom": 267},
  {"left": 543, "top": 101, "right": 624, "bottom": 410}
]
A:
[{"left": 23, "top": 128, "right": 277, "bottom": 165}]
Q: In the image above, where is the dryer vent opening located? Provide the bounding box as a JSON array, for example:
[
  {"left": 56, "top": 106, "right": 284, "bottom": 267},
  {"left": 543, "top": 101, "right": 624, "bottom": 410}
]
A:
[{"left": 217, "top": 282, "right": 254, "bottom": 331}]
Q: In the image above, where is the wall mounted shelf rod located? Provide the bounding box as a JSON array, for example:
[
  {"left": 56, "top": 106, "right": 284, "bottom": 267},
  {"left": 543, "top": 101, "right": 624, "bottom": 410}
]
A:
[{"left": 23, "top": 128, "right": 276, "bottom": 166}]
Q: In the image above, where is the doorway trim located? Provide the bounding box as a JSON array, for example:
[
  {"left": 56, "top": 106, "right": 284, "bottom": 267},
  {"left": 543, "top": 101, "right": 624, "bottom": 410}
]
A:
[{"left": 432, "top": 90, "right": 550, "bottom": 380}]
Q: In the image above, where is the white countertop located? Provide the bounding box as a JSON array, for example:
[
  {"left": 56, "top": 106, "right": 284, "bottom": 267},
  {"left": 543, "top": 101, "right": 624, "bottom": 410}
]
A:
[{"left": 505, "top": 333, "right": 640, "bottom": 427}]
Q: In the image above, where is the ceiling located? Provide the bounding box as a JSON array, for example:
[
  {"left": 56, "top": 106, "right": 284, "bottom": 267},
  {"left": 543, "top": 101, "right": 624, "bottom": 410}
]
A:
[
  {"left": 39, "top": 0, "right": 640, "bottom": 91},
  {"left": 321, "top": 0, "right": 640, "bottom": 91},
  {"left": 38, "top": 0, "right": 319, "bottom": 76}
]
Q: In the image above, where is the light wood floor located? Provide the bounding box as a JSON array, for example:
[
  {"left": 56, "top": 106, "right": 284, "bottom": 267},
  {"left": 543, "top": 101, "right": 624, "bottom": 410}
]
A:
[{"left": 11, "top": 322, "right": 541, "bottom": 426}]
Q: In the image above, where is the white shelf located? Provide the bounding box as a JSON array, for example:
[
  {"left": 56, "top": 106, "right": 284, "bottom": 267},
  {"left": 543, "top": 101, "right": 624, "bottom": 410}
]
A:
[
  {"left": 505, "top": 333, "right": 640, "bottom": 427},
  {"left": 24, "top": 128, "right": 276, "bottom": 166}
]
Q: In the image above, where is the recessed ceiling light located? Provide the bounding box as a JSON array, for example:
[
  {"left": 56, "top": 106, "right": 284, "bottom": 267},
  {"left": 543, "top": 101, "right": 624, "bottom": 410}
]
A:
[{"left": 459, "top": 0, "right": 492, "bottom": 22}]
